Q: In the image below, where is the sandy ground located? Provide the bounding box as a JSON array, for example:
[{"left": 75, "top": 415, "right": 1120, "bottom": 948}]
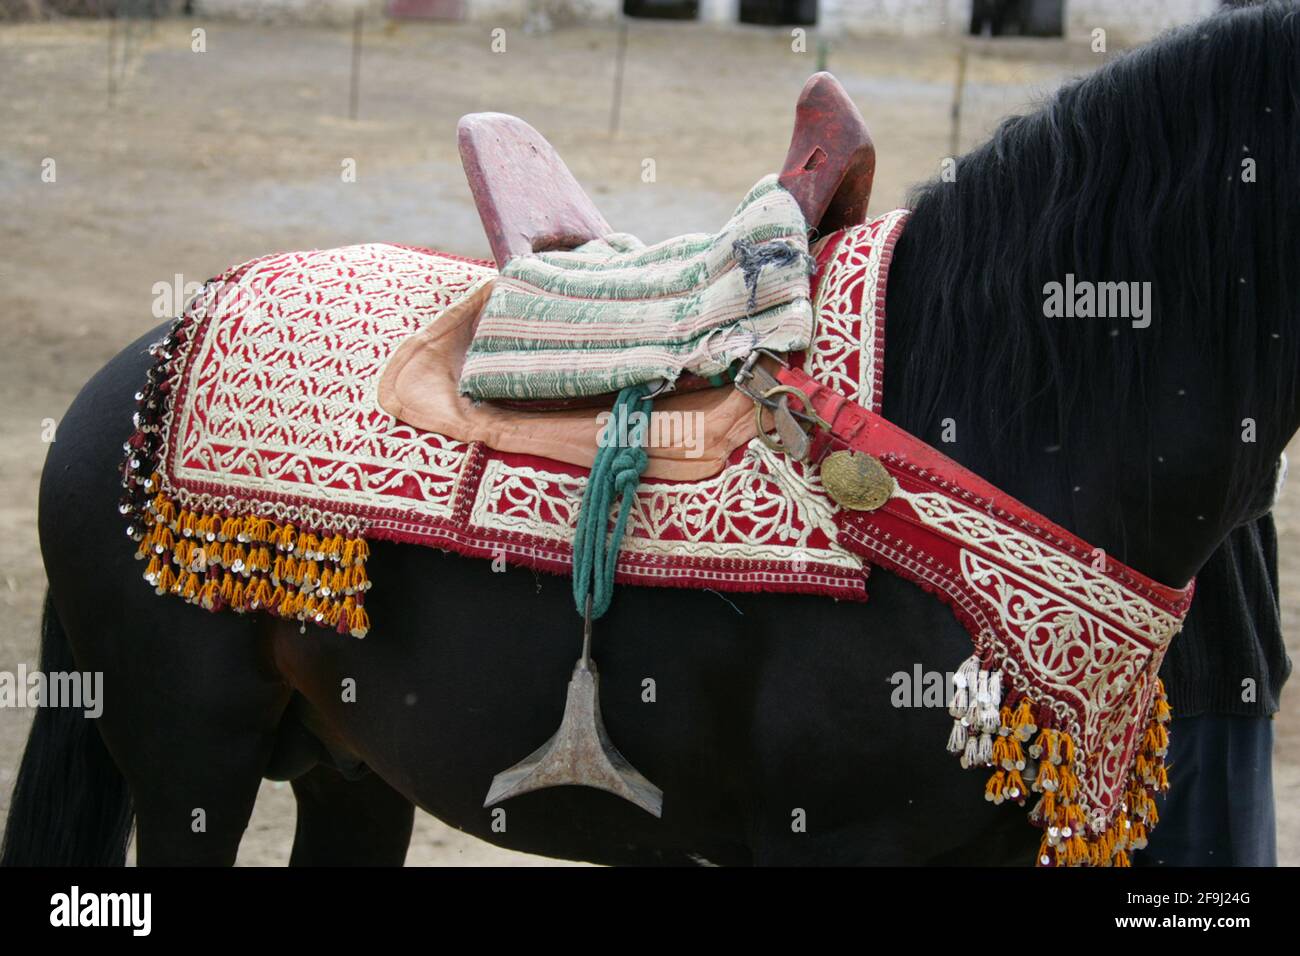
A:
[{"left": 0, "top": 16, "right": 1294, "bottom": 865}]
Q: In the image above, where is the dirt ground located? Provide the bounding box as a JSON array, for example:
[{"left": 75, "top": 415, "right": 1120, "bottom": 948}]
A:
[{"left": 0, "top": 15, "right": 1294, "bottom": 866}]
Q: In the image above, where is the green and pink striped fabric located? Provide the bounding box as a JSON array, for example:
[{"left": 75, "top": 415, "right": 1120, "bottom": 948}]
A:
[{"left": 458, "top": 175, "right": 814, "bottom": 401}]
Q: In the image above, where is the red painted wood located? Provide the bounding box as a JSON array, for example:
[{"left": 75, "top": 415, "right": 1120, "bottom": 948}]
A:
[
  {"left": 458, "top": 113, "right": 613, "bottom": 269},
  {"left": 778, "top": 72, "right": 876, "bottom": 234},
  {"left": 459, "top": 72, "right": 872, "bottom": 268}
]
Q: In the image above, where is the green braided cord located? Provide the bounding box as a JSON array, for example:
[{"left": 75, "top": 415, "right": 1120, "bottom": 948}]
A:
[{"left": 572, "top": 385, "right": 654, "bottom": 620}]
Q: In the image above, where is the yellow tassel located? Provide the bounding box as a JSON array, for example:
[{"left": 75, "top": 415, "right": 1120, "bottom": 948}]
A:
[
  {"left": 1036, "top": 835, "right": 1054, "bottom": 867},
  {"left": 1153, "top": 679, "right": 1172, "bottom": 723},
  {"left": 1057, "top": 765, "right": 1079, "bottom": 803},
  {"left": 1036, "top": 789, "right": 1057, "bottom": 821},
  {"left": 1005, "top": 769, "right": 1026, "bottom": 803},
  {"left": 153, "top": 495, "right": 176, "bottom": 525},
  {"left": 155, "top": 565, "right": 176, "bottom": 595},
  {"left": 350, "top": 604, "right": 369, "bottom": 638},
  {"left": 992, "top": 734, "right": 1013, "bottom": 769},
  {"left": 984, "top": 770, "right": 1006, "bottom": 803},
  {"left": 1010, "top": 698, "right": 1037, "bottom": 741},
  {"left": 297, "top": 532, "right": 319, "bottom": 559}
]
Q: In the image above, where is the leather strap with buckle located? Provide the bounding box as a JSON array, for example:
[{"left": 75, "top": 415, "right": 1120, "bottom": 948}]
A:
[{"left": 734, "top": 351, "right": 830, "bottom": 462}]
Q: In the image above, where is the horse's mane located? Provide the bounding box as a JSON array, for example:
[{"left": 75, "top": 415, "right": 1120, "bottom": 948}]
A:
[{"left": 886, "top": 1, "right": 1300, "bottom": 524}]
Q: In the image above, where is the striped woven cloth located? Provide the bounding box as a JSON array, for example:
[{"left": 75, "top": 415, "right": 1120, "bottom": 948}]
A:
[{"left": 458, "top": 175, "right": 815, "bottom": 401}]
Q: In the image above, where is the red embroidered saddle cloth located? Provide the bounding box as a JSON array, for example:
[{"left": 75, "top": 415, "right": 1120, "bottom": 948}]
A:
[
  {"left": 128, "top": 214, "right": 906, "bottom": 605},
  {"left": 121, "top": 210, "right": 1193, "bottom": 866}
]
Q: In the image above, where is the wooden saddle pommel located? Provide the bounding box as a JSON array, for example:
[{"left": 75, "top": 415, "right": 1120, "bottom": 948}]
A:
[
  {"left": 778, "top": 72, "right": 876, "bottom": 235},
  {"left": 458, "top": 112, "right": 612, "bottom": 270},
  {"left": 459, "top": 72, "right": 874, "bottom": 270}
]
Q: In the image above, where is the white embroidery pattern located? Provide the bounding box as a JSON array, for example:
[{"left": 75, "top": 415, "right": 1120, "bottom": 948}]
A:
[
  {"left": 897, "top": 488, "right": 1181, "bottom": 638},
  {"left": 805, "top": 209, "right": 907, "bottom": 410},
  {"left": 170, "top": 245, "right": 488, "bottom": 523},
  {"left": 959, "top": 553, "right": 1169, "bottom": 828},
  {"left": 886, "top": 482, "right": 1180, "bottom": 829}
]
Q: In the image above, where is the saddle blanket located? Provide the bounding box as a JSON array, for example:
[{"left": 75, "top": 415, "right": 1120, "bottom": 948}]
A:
[{"left": 120, "top": 212, "right": 907, "bottom": 639}]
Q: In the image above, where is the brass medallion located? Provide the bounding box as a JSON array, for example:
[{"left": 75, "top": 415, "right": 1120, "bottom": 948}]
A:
[{"left": 821, "top": 450, "right": 894, "bottom": 511}]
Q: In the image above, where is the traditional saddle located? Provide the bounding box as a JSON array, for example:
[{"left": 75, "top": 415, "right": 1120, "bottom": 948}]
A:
[
  {"left": 120, "top": 74, "right": 1193, "bottom": 867},
  {"left": 379, "top": 73, "right": 875, "bottom": 479}
]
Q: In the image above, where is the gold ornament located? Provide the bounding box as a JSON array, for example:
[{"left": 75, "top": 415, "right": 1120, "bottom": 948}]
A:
[{"left": 820, "top": 450, "right": 894, "bottom": 511}]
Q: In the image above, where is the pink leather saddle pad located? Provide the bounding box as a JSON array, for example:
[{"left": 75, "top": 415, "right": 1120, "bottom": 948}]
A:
[{"left": 377, "top": 277, "right": 760, "bottom": 482}]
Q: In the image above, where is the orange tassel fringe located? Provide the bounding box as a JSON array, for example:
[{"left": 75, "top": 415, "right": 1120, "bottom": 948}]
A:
[
  {"left": 1019, "top": 680, "right": 1169, "bottom": 867},
  {"left": 950, "top": 654, "right": 1171, "bottom": 867},
  {"left": 132, "top": 478, "right": 372, "bottom": 637}
]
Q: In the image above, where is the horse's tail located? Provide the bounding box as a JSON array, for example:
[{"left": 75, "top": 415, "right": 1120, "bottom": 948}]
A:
[{"left": 0, "top": 592, "right": 133, "bottom": 866}]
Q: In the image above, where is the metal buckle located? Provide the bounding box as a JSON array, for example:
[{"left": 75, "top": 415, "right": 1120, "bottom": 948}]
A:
[
  {"left": 734, "top": 353, "right": 831, "bottom": 462},
  {"left": 753, "top": 384, "right": 831, "bottom": 460}
]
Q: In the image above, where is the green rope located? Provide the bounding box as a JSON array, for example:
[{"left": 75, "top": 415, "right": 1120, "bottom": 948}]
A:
[{"left": 572, "top": 384, "right": 654, "bottom": 620}]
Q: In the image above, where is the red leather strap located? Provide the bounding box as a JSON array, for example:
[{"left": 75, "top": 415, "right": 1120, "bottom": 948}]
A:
[{"left": 773, "top": 363, "right": 1192, "bottom": 610}]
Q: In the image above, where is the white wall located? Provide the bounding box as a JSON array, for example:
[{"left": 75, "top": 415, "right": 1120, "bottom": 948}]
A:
[
  {"left": 1067, "top": 0, "right": 1219, "bottom": 44},
  {"left": 698, "top": 0, "right": 739, "bottom": 24},
  {"left": 466, "top": 0, "right": 620, "bottom": 22},
  {"left": 820, "top": 0, "right": 967, "bottom": 37}
]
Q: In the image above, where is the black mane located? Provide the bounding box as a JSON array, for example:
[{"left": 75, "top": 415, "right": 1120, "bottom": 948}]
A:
[{"left": 885, "top": 1, "right": 1300, "bottom": 532}]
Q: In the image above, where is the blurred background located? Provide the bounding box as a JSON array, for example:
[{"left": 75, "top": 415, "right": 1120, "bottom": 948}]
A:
[{"left": 1, "top": 0, "right": 1292, "bottom": 864}]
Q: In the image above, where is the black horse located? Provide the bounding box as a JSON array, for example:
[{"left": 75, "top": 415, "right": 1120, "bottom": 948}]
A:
[{"left": 5, "top": 2, "right": 1299, "bottom": 866}]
